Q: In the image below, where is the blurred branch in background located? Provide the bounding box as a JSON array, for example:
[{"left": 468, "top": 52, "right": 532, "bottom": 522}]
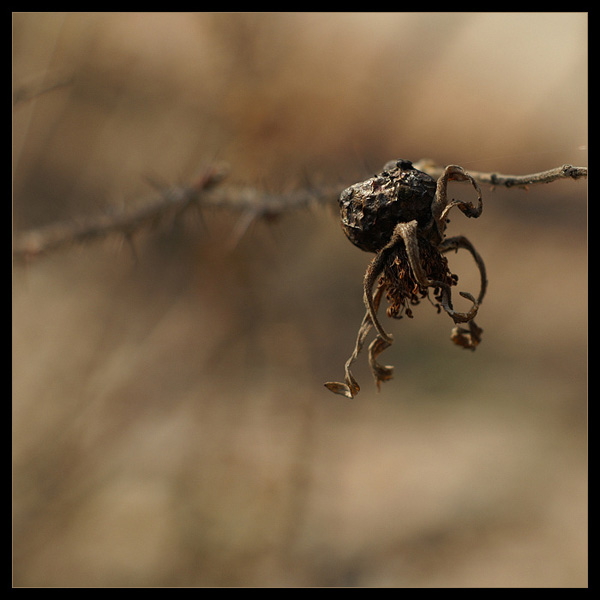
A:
[{"left": 12, "top": 69, "right": 74, "bottom": 107}]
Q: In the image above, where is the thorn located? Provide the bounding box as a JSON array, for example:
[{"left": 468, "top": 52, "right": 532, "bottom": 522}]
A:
[
  {"left": 191, "top": 162, "right": 230, "bottom": 191},
  {"left": 124, "top": 232, "right": 139, "bottom": 264},
  {"left": 143, "top": 174, "right": 168, "bottom": 192},
  {"left": 227, "top": 209, "right": 257, "bottom": 251}
]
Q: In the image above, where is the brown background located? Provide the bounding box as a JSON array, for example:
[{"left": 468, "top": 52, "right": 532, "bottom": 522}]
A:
[{"left": 13, "top": 13, "right": 587, "bottom": 587}]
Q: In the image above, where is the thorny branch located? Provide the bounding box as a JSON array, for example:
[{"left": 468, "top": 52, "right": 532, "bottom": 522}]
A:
[
  {"left": 12, "top": 161, "right": 587, "bottom": 264},
  {"left": 12, "top": 165, "right": 340, "bottom": 262}
]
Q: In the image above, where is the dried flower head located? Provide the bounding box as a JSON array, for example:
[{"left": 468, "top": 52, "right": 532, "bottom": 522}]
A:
[{"left": 325, "top": 159, "right": 487, "bottom": 398}]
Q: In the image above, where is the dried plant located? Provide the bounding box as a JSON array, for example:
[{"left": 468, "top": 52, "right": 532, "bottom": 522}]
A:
[
  {"left": 324, "top": 159, "right": 587, "bottom": 398},
  {"left": 12, "top": 156, "right": 587, "bottom": 399}
]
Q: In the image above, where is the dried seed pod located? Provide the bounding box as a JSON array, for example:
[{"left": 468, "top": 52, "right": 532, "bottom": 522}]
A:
[{"left": 339, "top": 159, "right": 439, "bottom": 253}]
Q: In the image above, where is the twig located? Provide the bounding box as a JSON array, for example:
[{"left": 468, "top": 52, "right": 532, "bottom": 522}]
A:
[
  {"left": 12, "top": 165, "right": 227, "bottom": 262},
  {"left": 413, "top": 159, "right": 588, "bottom": 189},
  {"left": 12, "top": 160, "right": 587, "bottom": 264},
  {"left": 12, "top": 165, "right": 339, "bottom": 263}
]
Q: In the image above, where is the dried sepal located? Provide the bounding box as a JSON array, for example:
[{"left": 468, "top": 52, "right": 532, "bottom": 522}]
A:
[
  {"left": 325, "top": 286, "right": 388, "bottom": 398},
  {"left": 323, "top": 381, "right": 357, "bottom": 399},
  {"left": 451, "top": 321, "right": 483, "bottom": 350},
  {"left": 367, "top": 335, "right": 394, "bottom": 390}
]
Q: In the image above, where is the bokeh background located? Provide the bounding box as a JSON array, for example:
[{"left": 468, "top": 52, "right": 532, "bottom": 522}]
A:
[{"left": 13, "top": 13, "right": 587, "bottom": 588}]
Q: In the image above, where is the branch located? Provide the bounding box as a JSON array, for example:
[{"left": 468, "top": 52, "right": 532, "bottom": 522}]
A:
[
  {"left": 12, "top": 160, "right": 587, "bottom": 264},
  {"left": 413, "top": 159, "right": 588, "bottom": 189},
  {"left": 12, "top": 164, "right": 340, "bottom": 263}
]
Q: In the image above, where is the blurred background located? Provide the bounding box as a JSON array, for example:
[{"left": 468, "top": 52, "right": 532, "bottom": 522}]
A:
[{"left": 13, "top": 12, "right": 587, "bottom": 587}]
